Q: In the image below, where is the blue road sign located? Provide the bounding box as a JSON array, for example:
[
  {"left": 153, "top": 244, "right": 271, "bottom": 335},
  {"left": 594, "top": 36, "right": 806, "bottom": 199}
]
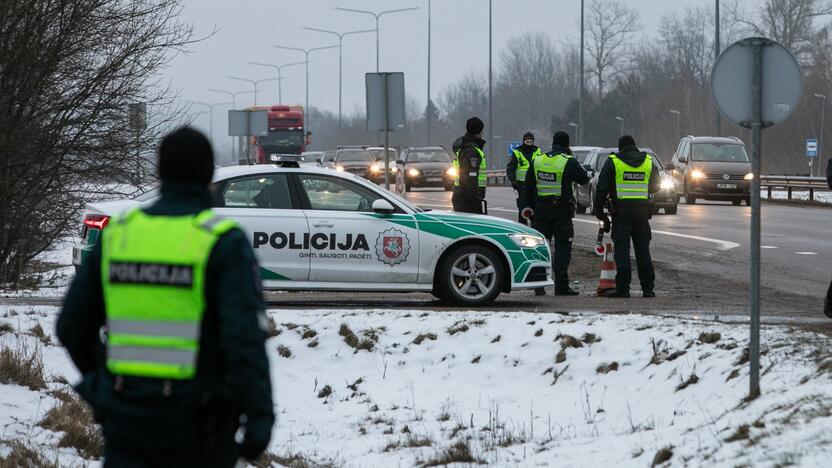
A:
[
  {"left": 806, "top": 138, "right": 818, "bottom": 157},
  {"left": 507, "top": 141, "right": 521, "bottom": 158}
]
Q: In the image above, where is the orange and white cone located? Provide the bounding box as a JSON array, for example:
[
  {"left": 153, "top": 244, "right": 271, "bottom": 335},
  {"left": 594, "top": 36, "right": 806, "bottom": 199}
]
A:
[{"left": 596, "top": 242, "right": 617, "bottom": 296}]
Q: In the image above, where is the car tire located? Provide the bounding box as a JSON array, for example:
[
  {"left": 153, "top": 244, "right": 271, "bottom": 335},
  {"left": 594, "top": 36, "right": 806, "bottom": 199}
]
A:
[
  {"left": 444, "top": 185, "right": 453, "bottom": 192},
  {"left": 732, "top": 200, "right": 741, "bottom": 206},
  {"left": 436, "top": 245, "right": 504, "bottom": 306},
  {"left": 405, "top": 184, "right": 412, "bottom": 192},
  {"left": 665, "top": 205, "right": 677, "bottom": 215},
  {"left": 684, "top": 181, "right": 696, "bottom": 204},
  {"left": 744, "top": 198, "right": 751, "bottom": 206}
]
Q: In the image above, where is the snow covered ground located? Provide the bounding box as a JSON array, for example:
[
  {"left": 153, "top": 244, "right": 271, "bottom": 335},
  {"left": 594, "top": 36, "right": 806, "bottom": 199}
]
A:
[{"left": 4, "top": 305, "right": 828, "bottom": 467}]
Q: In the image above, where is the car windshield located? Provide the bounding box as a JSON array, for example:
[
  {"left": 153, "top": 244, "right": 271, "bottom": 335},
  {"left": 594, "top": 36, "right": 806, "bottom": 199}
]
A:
[
  {"left": 691, "top": 143, "right": 749, "bottom": 162},
  {"left": 369, "top": 149, "right": 396, "bottom": 161},
  {"left": 573, "top": 150, "right": 592, "bottom": 164},
  {"left": 257, "top": 130, "right": 304, "bottom": 147},
  {"left": 338, "top": 150, "right": 374, "bottom": 162},
  {"left": 406, "top": 150, "right": 451, "bottom": 163}
]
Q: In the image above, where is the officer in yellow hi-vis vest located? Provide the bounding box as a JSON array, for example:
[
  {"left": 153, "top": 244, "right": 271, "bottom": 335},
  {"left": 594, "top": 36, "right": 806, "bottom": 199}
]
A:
[
  {"left": 451, "top": 116, "right": 488, "bottom": 214},
  {"left": 594, "top": 135, "right": 661, "bottom": 298},
  {"left": 507, "top": 132, "right": 541, "bottom": 224},
  {"left": 57, "top": 127, "right": 274, "bottom": 467},
  {"left": 523, "top": 131, "right": 589, "bottom": 296}
]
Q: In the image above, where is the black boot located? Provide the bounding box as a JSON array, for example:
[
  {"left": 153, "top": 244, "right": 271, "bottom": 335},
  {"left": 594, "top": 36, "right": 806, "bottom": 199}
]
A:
[
  {"left": 603, "top": 289, "right": 630, "bottom": 298},
  {"left": 642, "top": 290, "right": 656, "bottom": 298},
  {"left": 555, "top": 288, "right": 580, "bottom": 296},
  {"left": 534, "top": 288, "right": 546, "bottom": 296}
]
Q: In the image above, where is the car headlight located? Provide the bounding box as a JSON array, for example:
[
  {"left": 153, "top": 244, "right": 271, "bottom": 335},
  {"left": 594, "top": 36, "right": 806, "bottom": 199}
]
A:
[
  {"left": 335, "top": 165, "right": 345, "bottom": 172},
  {"left": 509, "top": 233, "right": 546, "bottom": 248},
  {"left": 446, "top": 167, "right": 458, "bottom": 177},
  {"left": 744, "top": 172, "right": 753, "bottom": 180},
  {"left": 660, "top": 177, "right": 674, "bottom": 190},
  {"left": 370, "top": 164, "right": 381, "bottom": 174},
  {"left": 408, "top": 168, "right": 420, "bottom": 177},
  {"left": 690, "top": 170, "right": 705, "bottom": 179}
]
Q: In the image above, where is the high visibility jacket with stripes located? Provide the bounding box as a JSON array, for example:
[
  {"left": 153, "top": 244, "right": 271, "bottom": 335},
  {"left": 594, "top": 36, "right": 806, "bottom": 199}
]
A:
[
  {"left": 101, "top": 208, "right": 238, "bottom": 380},
  {"left": 454, "top": 145, "right": 487, "bottom": 188},
  {"left": 532, "top": 152, "right": 572, "bottom": 198},
  {"left": 512, "top": 148, "right": 541, "bottom": 182},
  {"left": 610, "top": 153, "right": 653, "bottom": 200}
]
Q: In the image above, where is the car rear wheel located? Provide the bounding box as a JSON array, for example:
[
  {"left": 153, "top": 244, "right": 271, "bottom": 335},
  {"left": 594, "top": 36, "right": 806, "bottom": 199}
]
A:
[
  {"left": 684, "top": 181, "right": 696, "bottom": 204},
  {"left": 665, "top": 205, "right": 677, "bottom": 215},
  {"left": 405, "top": 183, "right": 411, "bottom": 192},
  {"left": 436, "top": 246, "right": 504, "bottom": 306}
]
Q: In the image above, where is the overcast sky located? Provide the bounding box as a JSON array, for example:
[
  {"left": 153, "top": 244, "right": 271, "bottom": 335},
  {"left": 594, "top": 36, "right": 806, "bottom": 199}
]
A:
[{"left": 171, "top": 0, "right": 739, "bottom": 145}]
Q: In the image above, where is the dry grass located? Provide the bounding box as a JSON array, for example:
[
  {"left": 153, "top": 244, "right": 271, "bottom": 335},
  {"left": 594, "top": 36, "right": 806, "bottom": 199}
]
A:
[
  {"left": 490, "top": 335, "right": 501, "bottom": 343},
  {"left": 0, "top": 322, "right": 14, "bottom": 334},
  {"left": 534, "top": 328, "right": 543, "bottom": 337},
  {"left": 675, "top": 370, "right": 699, "bottom": 392},
  {"left": 0, "top": 439, "right": 59, "bottom": 468},
  {"left": 254, "top": 450, "right": 339, "bottom": 468},
  {"left": 724, "top": 424, "right": 750, "bottom": 443},
  {"left": 555, "top": 349, "right": 567, "bottom": 363},
  {"left": 317, "top": 385, "right": 332, "bottom": 399},
  {"left": 0, "top": 341, "right": 46, "bottom": 390},
  {"left": 447, "top": 321, "right": 470, "bottom": 335},
  {"left": 277, "top": 345, "right": 292, "bottom": 358},
  {"left": 556, "top": 333, "right": 583, "bottom": 349},
  {"left": 419, "top": 441, "right": 481, "bottom": 467},
  {"left": 651, "top": 446, "right": 673, "bottom": 466},
  {"left": 412, "top": 333, "right": 438, "bottom": 345},
  {"left": 39, "top": 390, "right": 103, "bottom": 459},
  {"left": 339, "top": 324, "right": 375, "bottom": 352},
  {"left": 698, "top": 332, "right": 721, "bottom": 344},
  {"left": 29, "top": 323, "right": 50, "bottom": 345},
  {"left": 265, "top": 316, "right": 281, "bottom": 338},
  {"left": 596, "top": 362, "right": 619, "bottom": 374},
  {"left": 581, "top": 333, "right": 600, "bottom": 344}
]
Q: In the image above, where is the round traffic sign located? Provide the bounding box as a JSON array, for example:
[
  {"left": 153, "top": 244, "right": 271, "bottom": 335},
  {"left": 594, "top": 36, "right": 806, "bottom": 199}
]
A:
[{"left": 711, "top": 37, "right": 801, "bottom": 128}]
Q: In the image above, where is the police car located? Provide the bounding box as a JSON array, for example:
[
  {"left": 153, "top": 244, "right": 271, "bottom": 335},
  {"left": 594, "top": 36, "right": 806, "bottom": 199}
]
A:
[{"left": 73, "top": 157, "right": 552, "bottom": 306}]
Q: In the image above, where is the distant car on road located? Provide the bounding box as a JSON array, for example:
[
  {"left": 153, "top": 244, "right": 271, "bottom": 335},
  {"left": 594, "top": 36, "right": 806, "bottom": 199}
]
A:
[
  {"left": 668, "top": 136, "right": 752, "bottom": 205},
  {"left": 367, "top": 146, "right": 398, "bottom": 184},
  {"left": 396, "top": 146, "right": 455, "bottom": 192},
  {"left": 575, "top": 147, "right": 679, "bottom": 215},
  {"left": 319, "top": 147, "right": 376, "bottom": 180}
]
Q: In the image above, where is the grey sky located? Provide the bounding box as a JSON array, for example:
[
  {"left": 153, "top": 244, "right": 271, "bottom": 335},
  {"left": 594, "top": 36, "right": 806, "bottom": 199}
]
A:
[{"left": 171, "top": 0, "right": 735, "bottom": 145}]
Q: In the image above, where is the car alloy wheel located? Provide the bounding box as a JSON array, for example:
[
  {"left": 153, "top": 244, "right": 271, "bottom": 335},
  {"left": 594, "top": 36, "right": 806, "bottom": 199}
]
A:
[{"left": 438, "top": 246, "right": 504, "bottom": 305}]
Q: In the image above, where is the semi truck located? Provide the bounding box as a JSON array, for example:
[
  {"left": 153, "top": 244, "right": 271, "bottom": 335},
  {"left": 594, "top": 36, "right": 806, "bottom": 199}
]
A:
[{"left": 250, "top": 105, "right": 306, "bottom": 164}]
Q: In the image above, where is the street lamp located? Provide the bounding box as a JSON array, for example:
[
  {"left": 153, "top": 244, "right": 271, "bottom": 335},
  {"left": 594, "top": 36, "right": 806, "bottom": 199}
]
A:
[
  {"left": 190, "top": 101, "right": 231, "bottom": 143},
  {"left": 303, "top": 27, "right": 375, "bottom": 145},
  {"left": 334, "top": 6, "right": 419, "bottom": 72},
  {"left": 615, "top": 116, "right": 624, "bottom": 135},
  {"left": 568, "top": 122, "right": 578, "bottom": 141},
  {"left": 669, "top": 109, "right": 681, "bottom": 139},
  {"left": 272, "top": 44, "right": 340, "bottom": 136},
  {"left": 207, "top": 89, "right": 255, "bottom": 163},
  {"left": 427, "top": 0, "right": 433, "bottom": 145},
  {"left": 247, "top": 61, "right": 307, "bottom": 104},
  {"left": 489, "top": 0, "right": 493, "bottom": 167},
  {"left": 814, "top": 93, "right": 826, "bottom": 177},
  {"left": 579, "top": 0, "right": 585, "bottom": 145},
  {"left": 226, "top": 76, "right": 279, "bottom": 106}
]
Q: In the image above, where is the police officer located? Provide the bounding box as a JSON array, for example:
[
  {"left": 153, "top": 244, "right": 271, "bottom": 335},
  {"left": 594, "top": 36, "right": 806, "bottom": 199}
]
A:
[
  {"left": 452, "top": 117, "right": 487, "bottom": 214},
  {"left": 57, "top": 127, "right": 275, "bottom": 467},
  {"left": 826, "top": 158, "right": 832, "bottom": 318},
  {"left": 523, "top": 131, "right": 589, "bottom": 296},
  {"left": 507, "top": 132, "right": 541, "bottom": 223},
  {"left": 594, "top": 135, "right": 661, "bottom": 298}
]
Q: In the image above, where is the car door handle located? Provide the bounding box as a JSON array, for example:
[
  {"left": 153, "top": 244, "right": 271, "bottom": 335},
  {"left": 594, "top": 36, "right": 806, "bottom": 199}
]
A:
[{"left": 313, "top": 221, "right": 334, "bottom": 228}]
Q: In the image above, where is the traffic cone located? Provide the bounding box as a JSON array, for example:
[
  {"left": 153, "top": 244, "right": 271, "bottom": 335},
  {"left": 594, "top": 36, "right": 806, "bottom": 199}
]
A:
[{"left": 596, "top": 242, "right": 617, "bottom": 296}]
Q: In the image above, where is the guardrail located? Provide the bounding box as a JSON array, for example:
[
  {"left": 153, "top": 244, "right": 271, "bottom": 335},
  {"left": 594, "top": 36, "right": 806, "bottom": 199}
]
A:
[
  {"left": 485, "top": 171, "right": 830, "bottom": 201},
  {"left": 759, "top": 175, "right": 830, "bottom": 201}
]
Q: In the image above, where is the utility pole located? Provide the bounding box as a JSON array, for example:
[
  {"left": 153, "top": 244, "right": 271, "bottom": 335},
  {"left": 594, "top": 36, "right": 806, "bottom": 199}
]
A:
[
  {"left": 579, "top": 0, "right": 585, "bottom": 145},
  {"left": 273, "top": 44, "right": 340, "bottom": 136},
  {"left": 335, "top": 6, "right": 419, "bottom": 72},
  {"left": 190, "top": 101, "right": 231, "bottom": 145},
  {"left": 227, "top": 76, "right": 279, "bottom": 107},
  {"left": 615, "top": 115, "right": 624, "bottom": 136},
  {"left": 248, "top": 61, "right": 307, "bottom": 104},
  {"left": 488, "top": 0, "right": 493, "bottom": 168},
  {"left": 715, "top": 0, "right": 721, "bottom": 136},
  {"left": 427, "top": 0, "right": 432, "bottom": 145},
  {"left": 208, "top": 88, "right": 254, "bottom": 164},
  {"left": 303, "top": 27, "right": 375, "bottom": 145},
  {"left": 669, "top": 109, "right": 681, "bottom": 139},
  {"left": 814, "top": 93, "right": 826, "bottom": 178}
]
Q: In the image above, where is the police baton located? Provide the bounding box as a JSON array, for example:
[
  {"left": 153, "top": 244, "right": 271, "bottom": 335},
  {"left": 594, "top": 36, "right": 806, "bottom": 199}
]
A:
[{"left": 481, "top": 199, "right": 488, "bottom": 215}]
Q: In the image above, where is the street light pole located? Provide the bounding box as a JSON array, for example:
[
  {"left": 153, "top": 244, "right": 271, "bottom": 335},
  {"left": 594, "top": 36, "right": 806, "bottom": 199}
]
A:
[
  {"left": 814, "top": 93, "right": 826, "bottom": 178},
  {"left": 568, "top": 122, "right": 578, "bottom": 142},
  {"left": 669, "top": 109, "right": 681, "bottom": 139},
  {"left": 190, "top": 101, "right": 231, "bottom": 144},
  {"left": 208, "top": 88, "right": 255, "bottom": 164},
  {"left": 227, "top": 76, "right": 279, "bottom": 107},
  {"left": 488, "top": 0, "right": 493, "bottom": 168},
  {"left": 579, "top": 0, "right": 585, "bottom": 146},
  {"left": 715, "top": 0, "right": 721, "bottom": 137},
  {"left": 248, "top": 61, "right": 307, "bottom": 104},
  {"left": 303, "top": 27, "right": 375, "bottom": 145},
  {"left": 615, "top": 115, "right": 624, "bottom": 135},
  {"left": 427, "top": 0, "right": 432, "bottom": 145},
  {"left": 273, "top": 44, "right": 340, "bottom": 137},
  {"left": 335, "top": 6, "right": 419, "bottom": 73}
]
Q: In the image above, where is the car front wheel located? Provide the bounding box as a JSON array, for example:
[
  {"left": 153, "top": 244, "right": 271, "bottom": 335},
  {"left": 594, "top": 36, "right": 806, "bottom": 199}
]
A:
[{"left": 436, "top": 246, "right": 504, "bottom": 306}]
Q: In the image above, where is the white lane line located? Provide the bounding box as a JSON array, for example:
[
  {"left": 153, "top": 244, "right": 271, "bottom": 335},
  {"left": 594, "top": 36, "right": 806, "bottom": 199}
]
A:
[
  {"left": 795, "top": 251, "right": 817, "bottom": 255},
  {"left": 571, "top": 218, "right": 741, "bottom": 251},
  {"left": 761, "top": 246, "right": 778, "bottom": 249}
]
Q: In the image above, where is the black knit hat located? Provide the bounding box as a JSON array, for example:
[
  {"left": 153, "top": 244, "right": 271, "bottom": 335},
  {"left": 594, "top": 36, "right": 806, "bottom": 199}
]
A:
[
  {"left": 618, "top": 135, "right": 637, "bottom": 152},
  {"left": 552, "top": 131, "right": 570, "bottom": 147},
  {"left": 158, "top": 127, "right": 215, "bottom": 185},
  {"left": 466, "top": 116, "right": 484, "bottom": 135},
  {"left": 522, "top": 132, "right": 535, "bottom": 141}
]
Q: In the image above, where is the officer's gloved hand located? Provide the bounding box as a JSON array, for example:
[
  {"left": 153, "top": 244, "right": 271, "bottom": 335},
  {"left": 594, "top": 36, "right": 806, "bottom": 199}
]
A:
[
  {"left": 511, "top": 181, "right": 520, "bottom": 190},
  {"left": 238, "top": 416, "right": 273, "bottom": 462}
]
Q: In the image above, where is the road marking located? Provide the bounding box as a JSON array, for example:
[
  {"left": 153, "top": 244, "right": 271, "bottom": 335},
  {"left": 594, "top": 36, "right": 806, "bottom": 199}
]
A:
[
  {"left": 488, "top": 207, "right": 517, "bottom": 213},
  {"left": 795, "top": 252, "right": 817, "bottom": 255},
  {"left": 572, "top": 218, "right": 741, "bottom": 251},
  {"left": 761, "top": 246, "right": 778, "bottom": 249}
]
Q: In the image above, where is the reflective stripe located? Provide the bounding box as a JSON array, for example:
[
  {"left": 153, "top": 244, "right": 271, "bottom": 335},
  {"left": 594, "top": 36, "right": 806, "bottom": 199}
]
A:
[
  {"left": 454, "top": 145, "right": 487, "bottom": 187},
  {"left": 108, "top": 345, "right": 196, "bottom": 366},
  {"left": 200, "top": 215, "right": 227, "bottom": 231},
  {"left": 108, "top": 319, "right": 200, "bottom": 339}
]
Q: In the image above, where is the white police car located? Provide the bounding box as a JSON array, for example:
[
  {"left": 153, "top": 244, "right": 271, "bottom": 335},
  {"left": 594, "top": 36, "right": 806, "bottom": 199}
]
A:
[{"left": 73, "top": 158, "right": 552, "bottom": 306}]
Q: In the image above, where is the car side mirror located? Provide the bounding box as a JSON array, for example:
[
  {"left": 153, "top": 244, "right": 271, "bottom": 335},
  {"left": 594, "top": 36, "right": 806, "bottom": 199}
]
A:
[
  {"left": 677, "top": 155, "right": 687, "bottom": 163},
  {"left": 583, "top": 164, "right": 593, "bottom": 172},
  {"left": 395, "top": 159, "right": 405, "bottom": 166},
  {"left": 372, "top": 199, "right": 395, "bottom": 215},
  {"left": 665, "top": 162, "right": 675, "bottom": 171}
]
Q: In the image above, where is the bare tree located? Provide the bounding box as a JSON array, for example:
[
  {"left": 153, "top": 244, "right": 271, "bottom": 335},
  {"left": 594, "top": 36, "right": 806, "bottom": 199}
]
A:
[
  {"left": 0, "top": 0, "right": 198, "bottom": 285},
  {"left": 585, "top": 0, "right": 641, "bottom": 97}
]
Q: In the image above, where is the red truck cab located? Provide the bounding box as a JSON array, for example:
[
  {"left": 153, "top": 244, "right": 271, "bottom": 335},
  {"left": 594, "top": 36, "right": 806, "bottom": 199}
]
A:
[{"left": 251, "top": 105, "right": 306, "bottom": 164}]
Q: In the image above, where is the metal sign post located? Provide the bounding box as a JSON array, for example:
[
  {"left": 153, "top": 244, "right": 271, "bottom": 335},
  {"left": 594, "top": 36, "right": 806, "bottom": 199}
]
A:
[
  {"left": 806, "top": 139, "right": 818, "bottom": 176},
  {"left": 711, "top": 37, "right": 801, "bottom": 399},
  {"left": 367, "top": 72, "right": 406, "bottom": 190},
  {"left": 229, "top": 110, "right": 268, "bottom": 165}
]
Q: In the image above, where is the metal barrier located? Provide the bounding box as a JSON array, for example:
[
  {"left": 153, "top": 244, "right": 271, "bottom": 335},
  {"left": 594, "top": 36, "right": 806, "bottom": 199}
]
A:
[{"left": 759, "top": 175, "right": 830, "bottom": 201}]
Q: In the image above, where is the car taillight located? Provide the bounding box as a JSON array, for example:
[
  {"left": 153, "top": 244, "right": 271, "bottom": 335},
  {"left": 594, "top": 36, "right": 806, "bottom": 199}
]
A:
[{"left": 84, "top": 214, "right": 110, "bottom": 230}]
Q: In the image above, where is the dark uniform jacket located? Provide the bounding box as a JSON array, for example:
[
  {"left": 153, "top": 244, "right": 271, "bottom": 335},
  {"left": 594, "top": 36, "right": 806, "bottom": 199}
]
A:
[
  {"left": 57, "top": 182, "right": 274, "bottom": 466},
  {"left": 506, "top": 144, "right": 539, "bottom": 186},
  {"left": 523, "top": 144, "right": 590, "bottom": 217},
  {"left": 827, "top": 158, "right": 832, "bottom": 189},
  {"left": 593, "top": 145, "right": 661, "bottom": 221},
  {"left": 452, "top": 134, "right": 487, "bottom": 199}
]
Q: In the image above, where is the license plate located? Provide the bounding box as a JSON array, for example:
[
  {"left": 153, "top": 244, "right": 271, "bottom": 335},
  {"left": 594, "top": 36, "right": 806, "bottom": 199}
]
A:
[
  {"left": 427, "top": 177, "right": 442, "bottom": 182},
  {"left": 716, "top": 183, "right": 737, "bottom": 189}
]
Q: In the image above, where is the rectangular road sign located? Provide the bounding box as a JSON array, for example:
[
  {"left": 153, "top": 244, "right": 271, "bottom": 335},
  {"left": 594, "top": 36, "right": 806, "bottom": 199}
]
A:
[
  {"left": 806, "top": 138, "right": 818, "bottom": 157},
  {"left": 366, "top": 72, "right": 406, "bottom": 132},
  {"left": 507, "top": 141, "right": 521, "bottom": 158},
  {"left": 228, "top": 110, "right": 268, "bottom": 137}
]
